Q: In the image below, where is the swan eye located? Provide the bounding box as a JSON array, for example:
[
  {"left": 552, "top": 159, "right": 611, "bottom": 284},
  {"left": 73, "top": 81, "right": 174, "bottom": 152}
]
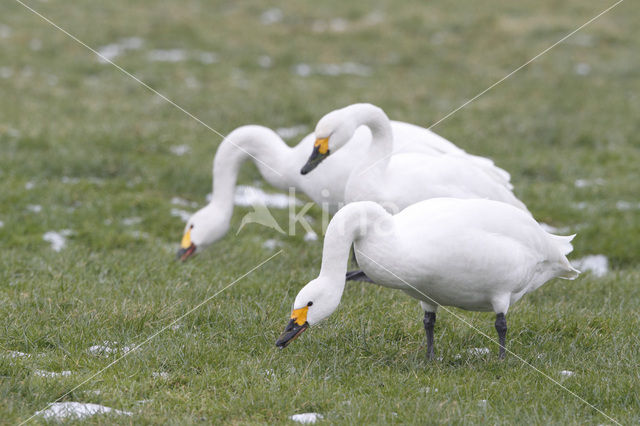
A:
[
  {"left": 307, "top": 301, "right": 313, "bottom": 307},
  {"left": 190, "top": 224, "right": 194, "bottom": 229}
]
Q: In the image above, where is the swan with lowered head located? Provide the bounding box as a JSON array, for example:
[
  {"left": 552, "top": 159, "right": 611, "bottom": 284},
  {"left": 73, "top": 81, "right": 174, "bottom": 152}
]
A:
[
  {"left": 177, "top": 121, "right": 507, "bottom": 260},
  {"left": 276, "top": 199, "right": 579, "bottom": 358},
  {"left": 300, "top": 103, "right": 529, "bottom": 213}
]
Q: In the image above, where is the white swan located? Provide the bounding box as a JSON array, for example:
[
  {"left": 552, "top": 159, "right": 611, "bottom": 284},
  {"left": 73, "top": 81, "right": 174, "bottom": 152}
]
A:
[
  {"left": 300, "top": 103, "right": 528, "bottom": 213},
  {"left": 276, "top": 199, "right": 579, "bottom": 358},
  {"left": 177, "top": 122, "right": 496, "bottom": 260}
]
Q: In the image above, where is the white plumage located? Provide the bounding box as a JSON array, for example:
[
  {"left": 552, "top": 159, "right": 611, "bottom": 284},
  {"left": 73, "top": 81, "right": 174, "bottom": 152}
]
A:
[
  {"left": 302, "top": 103, "right": 528, "bottom": 213},
  {"left": 179, "top": 118, "right": 507, "bottom": 257},
  {"left": 276, "top": 199, "right": 579, "bottom": 358}
]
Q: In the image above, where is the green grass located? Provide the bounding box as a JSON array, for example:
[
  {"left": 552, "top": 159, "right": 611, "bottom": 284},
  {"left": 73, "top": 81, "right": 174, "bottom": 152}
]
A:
[{"left": 1, "top": 0, "right": 639, "bottom": 423}]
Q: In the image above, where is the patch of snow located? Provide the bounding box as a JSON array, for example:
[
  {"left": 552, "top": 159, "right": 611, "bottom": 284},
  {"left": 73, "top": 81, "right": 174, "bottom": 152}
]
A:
[
  {"left": 87, "top": 341, "right": 133, "bottom": 357},
  {"left": 30, "top": 38, "right": 42, "bottom": 51},
  {"left": 170, "top": 144, "right": 191, "bottom": 156},
  {"left": 136, "top": 399, "right": 152, "bottom": 405},
  {"left": 96, "top": 37, "right": 143, "bottom": 63},
  {"left": 468, "top": 347, "right": 490, "bottom": 356},
  {"left": 574, "top": 63, "right": 591, "bottom": 76},
  {"left": 616, "top": 201, "right": 640, "bottom": 211},
  {"left": 257, "top": 55, "right": 272, "bottom": 68},
  {"left": 574, "top": 178, "right": 605, "bottom": 188},
  {"left": 262, "top": 239, "right": 281, "bottom": 250},
  {"left": 47, "top": 74, "right": 58, "bottom": 86},
  {"left": 0, "top": 24, "right": 12, "bottom": 38},
  {"left": 34, "top": 370, "right": 73, "bottom": 378},
  {"left": 122, "top": 217, "right": 142, "bottom": 226},
  {"left": 5, "top": 350, "right": 30, "bottom": 358},
  {"left": 25, "top": 181, "right": 35, "bottom": 190},
  {"left": 171, "top": 323, "right": 183, "bottom": 330},
  {"left": 234, "top": 185, "right": 301, "bottom": 209},
  {"left": 199, "top": 51, "right": 218, "bottom": 64},
  {"left": 276, "top": 125, "right": 307, "bottom": 139},
  {"left": 171, "top": 197, "right": 198, "bottom": 208},
  {"left": 148, "top": 49, "right": 187, "bottom": 62},
  {"left": 152, "top": 371, "right": 169, "bottom": 379},
  {"left": 420, "top": 387, "right": 438, "bottom": 394},
  {"left": 43, "top": 230, "right": 72, "bottom": 252},
  {"left": 170, "top": 208, "right": 192, "bottom": 223},
  {"left": 478, "top": 399, "right": 488, "bottom": 408},
  {"left": 35, "top": 402, "right": 132, "bottom": 421},
  {"left": 304, "top": 231, "right": 318, "bottom": 242},
  {"left": 261, "top": 8, "right": 283, "bottom": 25},
  {"left": 263, "top": 369, "right": 275, "bottom": 378},
  {"left": 0, "top": 67, "right": 13, "bottom": 79},
  {"left": 573, "top": 201, "right": 588, "bottom": 210},
  {"left": 572, "top": 255, "right": 608, "bottom": 277},
  {"left": 0, "top": 220, "right": 4, "bottom": 228},
  {"left": 560, "top": 370, "right": 575, "bottom": 377},
  {"left": 290, "top": 413, "right": 323, "bottom": 424},
  {"left": 363, "top": 11, "right": 384, "bottom": 25},
  {"left": 294, "top": 62, "right": 372, "bottom": 77}
]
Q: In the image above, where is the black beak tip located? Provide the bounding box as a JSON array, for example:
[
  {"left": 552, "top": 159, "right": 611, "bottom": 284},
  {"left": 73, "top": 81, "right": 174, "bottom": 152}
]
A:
[
  {"left": 275, "top": 319, "right": 308, "bottom": 349},
  {"left": 176, "top": 244, "right": 196, "bottom": 261}
]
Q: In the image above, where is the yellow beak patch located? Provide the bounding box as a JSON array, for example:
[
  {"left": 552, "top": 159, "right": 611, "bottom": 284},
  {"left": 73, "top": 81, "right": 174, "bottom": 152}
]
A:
[
  {"left": 181, "top": 229, "right": 192, "bottom": 249},
  {"left": 291, "top": 305, "right": 309, "bottom": 326},
  {"left": 314, "top": 137, "right": 329, "bottom": 155}
]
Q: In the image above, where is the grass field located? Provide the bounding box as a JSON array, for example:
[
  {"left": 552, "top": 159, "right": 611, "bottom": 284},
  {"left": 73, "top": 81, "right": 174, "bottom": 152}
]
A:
[{"left": 1, "top": 0, "right": 639, "bottom": 423}]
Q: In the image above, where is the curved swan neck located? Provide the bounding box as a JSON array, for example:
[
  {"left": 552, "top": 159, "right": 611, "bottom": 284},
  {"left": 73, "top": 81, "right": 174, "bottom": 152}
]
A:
[
  {"left": 348, "top": 104, "right": 394, "bottom": 160},
  {"left": 319, "top": 201, "right": 391, "bottom": 280},
  {"left": 211, "top": 125, "right": 292, "bottom": 208}
]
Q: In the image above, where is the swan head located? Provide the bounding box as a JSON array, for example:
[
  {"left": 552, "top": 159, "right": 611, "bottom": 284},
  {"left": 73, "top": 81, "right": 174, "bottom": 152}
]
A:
[
  {"left": 300, "top": 108, "right": 358, "bottom": 175},
  {"left": 176, "top": 204, "right": 230, "bottom": 261},
  {"left": 275, "top": 277, "right": 343, "bottom": 348}
]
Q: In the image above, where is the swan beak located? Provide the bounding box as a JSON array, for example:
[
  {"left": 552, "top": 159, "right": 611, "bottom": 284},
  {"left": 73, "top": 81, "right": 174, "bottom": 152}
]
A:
[
  {"left": 176, "top": 243, "right": 197, "bottom": 261},
  {"left": 300, "top": 138, "right": 330, "bottom": 175},
  {"left": 177, "top": 229, "right": 197, "bottom": 261},
  {"left": 276, "top": 306, "right": 309, "bottom": 348}
]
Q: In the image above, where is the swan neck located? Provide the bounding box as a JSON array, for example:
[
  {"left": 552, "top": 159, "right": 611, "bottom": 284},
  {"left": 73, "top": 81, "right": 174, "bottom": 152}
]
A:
[
  {"left": 351, "top": 104, "right": 393, "bottom": 165},
  {"left": 319, "top": 202, "right": 390, "bottom": 280},
  {"left": 211, "top": 126, "right": 291, "bottom": 208}
]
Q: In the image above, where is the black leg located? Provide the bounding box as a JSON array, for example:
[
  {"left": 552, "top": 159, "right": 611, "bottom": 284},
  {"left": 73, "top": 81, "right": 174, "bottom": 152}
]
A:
[
  {"left": 495, "top": 313, "right": 507, "bottom": 359},
  {"left": 345, "top": 270, "right": 375, "bottom": 283},
  {"left": 423, "top": 311, "right": 436, "bottom": 360}
]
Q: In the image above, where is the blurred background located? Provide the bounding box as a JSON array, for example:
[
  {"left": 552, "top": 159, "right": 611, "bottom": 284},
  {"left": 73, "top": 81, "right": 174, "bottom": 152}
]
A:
[{"left": 0, "top": 0, "right": 638, "bottom": 423}]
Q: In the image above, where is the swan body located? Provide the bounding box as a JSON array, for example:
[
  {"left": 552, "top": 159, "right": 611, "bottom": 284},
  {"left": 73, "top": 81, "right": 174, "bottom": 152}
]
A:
[
  {"left": 301, "top": 103, "right": 527, "bottom": 213},
  {"left": 178, "top": 121, "right": 498, "bottom": 258},
  {"left": 276, "top": 199, "right": 579, "bottom": 357}
]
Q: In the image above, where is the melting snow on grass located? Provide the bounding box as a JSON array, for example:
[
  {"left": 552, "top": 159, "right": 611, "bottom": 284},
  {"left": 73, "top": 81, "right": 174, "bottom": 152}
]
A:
[
  {"left": 290, "top": 413, "right": 324, "bottom": 424},
  {"left": 0, "top": 219, "right": 4, "bottom": 228},
  {"left": 293, "top": 62, "right": 372, "bottom": 77},
  {"left": 171, "top": 208, "right": 192, "bottom": 223},
  {"left": 148, "top": 49, "right": 188, "bottom": 62},
  {"left": 574, "top": 178, "right": 605, "bottom": 188},
  {"left": 572, "top": 255, "right": 608, "bottom": 277},
  {"left": 122, "top": 217, "right": 142, "bottom": 226},
  {"left": 88, "top": 341, "right": 133, "bottom": 356},
  {"left": 4, "top": 351, "right": 30, "bottom": 359},
  {"left": 304, "top": 231, "right": 318, "bottom": 242},
  {"left": 261, "top": 8, "right": 283, "bottom": 25},
  {"left": 171, "top": 196, "right": 199, "bottom": 208},
  {"left": 234, "top": 185, "right": 301, "bottom": 208},
  {"left": 34, "top": 370, "right": 73, "bottom": 378},
  {"left": 27, "top": 204, "right": 42, "bottom": 213},
  {"left": 262, "top": 239, "right": 282, "bottom": 250},
  {"left": 43, "top": 230, "right": 72, "bottom": 252},
  {"left": 35, "top": 402, "right": 132, "bottom": 421},
  {"left": 616, "top": 201, "right": 640, "bottom": 211},
  {"left": 96, "top": 37, "right": 143, "bottom": 63},
  {"left": 170, "top": 144, "right": 191, "bottom": 156},
  {"left": 152, "top": 371, "right": 169, "bottom": 379},
  {"left": 0, "top": 23, "right": 12, "bottom": 38},
  {"left": 560, "top": 370, "right": 575, "bottom": 377}
]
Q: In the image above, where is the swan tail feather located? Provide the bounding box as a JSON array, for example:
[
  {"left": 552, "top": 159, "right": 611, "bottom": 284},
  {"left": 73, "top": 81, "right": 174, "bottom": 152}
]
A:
[{"left": 549, "top": 234, "right": 580, "bottom": 280}]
